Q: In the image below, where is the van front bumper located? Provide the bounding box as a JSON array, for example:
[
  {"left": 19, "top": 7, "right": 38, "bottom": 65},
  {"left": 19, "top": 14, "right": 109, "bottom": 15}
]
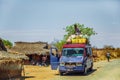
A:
[{"left": 59, "top": 66, "right": 84, "bottom": 72}]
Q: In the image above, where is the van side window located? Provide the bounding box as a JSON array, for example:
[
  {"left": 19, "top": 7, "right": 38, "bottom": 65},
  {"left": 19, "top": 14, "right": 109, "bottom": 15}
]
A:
[
  {"left": 88, "top": 47, "right": 92, "bottom": 56},
  {"left": 51, "top": 48, "right": 58, "bottom": 57},
  {"left": 85, "top": 48, "right": 89, "bottom": 55},
  {"left": 85, "top": 48, "right": 88, "bottom": 54},
  {"left": 90, "top": 47, "right": 92, "bottom": 56},
  {"left": 86, "top": 47, "right": 92, "bottom": 56},
  {"left": 87, "top": 48, "right": 90, "bottom": 55}
]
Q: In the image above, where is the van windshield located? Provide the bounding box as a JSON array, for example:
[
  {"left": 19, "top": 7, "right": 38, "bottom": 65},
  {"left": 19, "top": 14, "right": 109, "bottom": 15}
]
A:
[{"left": 62, "top": 48, "right": 84, "bottom": 57}]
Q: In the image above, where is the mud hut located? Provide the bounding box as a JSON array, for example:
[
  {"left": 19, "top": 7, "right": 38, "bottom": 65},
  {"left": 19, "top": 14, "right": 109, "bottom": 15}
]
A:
[
  {"left": 0, "top": 38, "right": 28, "bottom": 80},
  {"left": 11, "top": 41, "right": 50, "bottom": 65}
]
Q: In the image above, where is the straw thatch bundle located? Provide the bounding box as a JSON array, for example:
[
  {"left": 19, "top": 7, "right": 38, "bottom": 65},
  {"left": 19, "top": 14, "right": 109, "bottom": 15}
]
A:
[
  {"left": 0, "top": 51, "right": 29, "bottom": 79},
  {"left": 11, "top": 41, "right": 49, "bottom": 55},
  {"left": 0, "top": 38, "right": 29, "bottom": 79},
  {"left": 0, "top": 60, "right": 23, "bottom": 79},
  {"left": 0, "top": 51, "right": 28, "bottom": 60}
]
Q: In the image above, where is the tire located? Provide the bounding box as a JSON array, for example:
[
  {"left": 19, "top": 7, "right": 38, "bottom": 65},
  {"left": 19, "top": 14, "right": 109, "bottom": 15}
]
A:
[
  {"left": 82, "top": 66, "right": 87, "bottom": 75},
  {"left": 59, "top": 71, "right": 64, "bottom": 76},
  {"left": 89, "top": 63, "right": 93, "bottom": 71}
]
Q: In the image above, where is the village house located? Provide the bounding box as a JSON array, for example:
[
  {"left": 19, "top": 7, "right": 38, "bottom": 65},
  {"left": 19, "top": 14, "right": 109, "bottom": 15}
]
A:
[{"left": 10, "top": 41, "right": 50, "bottom": 65}]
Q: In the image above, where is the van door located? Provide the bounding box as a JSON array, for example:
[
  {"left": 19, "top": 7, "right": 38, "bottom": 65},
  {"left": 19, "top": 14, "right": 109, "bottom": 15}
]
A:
[
  {"left": 86, "top": 47, "right": 93, "bottom": 68},
  {"left": 50, "top": 47, "right": 59, "bottom": 70},
  {"left": 89, "top": 47, "right": 93, "bottom": 65}
]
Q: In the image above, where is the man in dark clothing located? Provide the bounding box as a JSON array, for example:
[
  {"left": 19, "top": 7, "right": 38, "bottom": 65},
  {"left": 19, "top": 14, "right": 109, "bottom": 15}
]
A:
[
  {"left": 74, "top": 24, "right": 81, "bottom": 35},
  {"left": 41, "top": 54, "right": 47, "bottom": 66},
  {"left": 106, "top": 52, "right": 110, "bottom": 62}
]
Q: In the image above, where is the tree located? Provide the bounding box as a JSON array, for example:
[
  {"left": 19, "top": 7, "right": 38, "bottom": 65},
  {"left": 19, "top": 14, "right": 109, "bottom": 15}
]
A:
[
  {"left": 54, "top": 23, "right": 97, "bottom": 51},
  {"left": 2, "top": 39, "right": 13, "bottom": 49},
  {"left": 53, "top": 40, "right": 66, "bottom": 51},
  {"left": 64, "top": 23, "right": 97, "bottom": 40}
]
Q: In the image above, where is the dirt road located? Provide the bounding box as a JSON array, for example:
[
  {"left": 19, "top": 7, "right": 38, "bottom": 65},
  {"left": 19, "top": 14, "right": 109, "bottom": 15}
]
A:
[{"left": 24, "top": 59, "right": 120, "bottom": 80}]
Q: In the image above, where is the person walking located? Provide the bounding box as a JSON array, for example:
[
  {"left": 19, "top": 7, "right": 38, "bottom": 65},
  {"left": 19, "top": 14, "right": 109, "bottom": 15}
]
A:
[{"left": 106, "top": 52, "right": 110, "bottom": 62}]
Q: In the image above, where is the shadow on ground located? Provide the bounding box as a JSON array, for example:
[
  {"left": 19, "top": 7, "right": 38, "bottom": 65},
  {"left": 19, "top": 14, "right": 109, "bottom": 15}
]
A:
[
  {"left": 20, "top": 76, "right": 35, "bottom": 80},
  {"left": 55, "top": 69, "right": 97, "bottom": 76}
]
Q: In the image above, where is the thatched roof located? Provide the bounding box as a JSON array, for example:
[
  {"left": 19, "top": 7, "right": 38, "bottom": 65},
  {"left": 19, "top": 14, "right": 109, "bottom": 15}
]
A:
[
  {"left": 11, "top": 41, "right": 50, "bottom": 55},
  {"left": 0, "top": 51, "right": 28, "bottom": 60},
  {"left": 0, "top": 38, "right": 28, "bottom": 60}
]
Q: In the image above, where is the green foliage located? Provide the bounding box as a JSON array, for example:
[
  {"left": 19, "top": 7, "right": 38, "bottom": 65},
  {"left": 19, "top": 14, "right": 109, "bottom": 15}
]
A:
[
  {"left": 53, "top": 40, "right": 66, "bottom": 51},
  {"left": 64, "top": 23, "right": 97, "bottom": 40},
  {"left": 2, "top": 39, "right": 13, "bottom": 48}
]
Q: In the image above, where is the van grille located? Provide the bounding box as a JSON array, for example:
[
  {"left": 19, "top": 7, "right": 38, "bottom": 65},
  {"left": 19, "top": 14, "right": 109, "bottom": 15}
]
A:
[{"left": 65, "top": 63, "right": 76, "bottom": 68}]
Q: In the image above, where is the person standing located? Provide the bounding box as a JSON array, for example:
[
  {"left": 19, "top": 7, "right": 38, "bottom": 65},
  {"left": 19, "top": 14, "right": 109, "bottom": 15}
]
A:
[
  {"left": 41, "top": 54, "right": 47, "bottom": 66},
  {"left": 74, "top": 24, "right": 81, "bottom": 35},
  {"left": 106, "top": 52, "right": 110, "bottom": 62}
]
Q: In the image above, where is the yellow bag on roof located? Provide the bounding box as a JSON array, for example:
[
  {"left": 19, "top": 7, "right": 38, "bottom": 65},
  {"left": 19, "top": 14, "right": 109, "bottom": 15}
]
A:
[{"left": 72, "top": 38, "right": 87, "bottom": 44}]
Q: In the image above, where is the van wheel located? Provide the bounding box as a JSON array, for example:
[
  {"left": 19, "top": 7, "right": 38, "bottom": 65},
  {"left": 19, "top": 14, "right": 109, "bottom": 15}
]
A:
[
  {"left": 83, "top": 67, "right": 87, "bottom": 75},
  {"left": 89, "top": 63, "right": 93, "bottom": 71},
  {"left": 59, "top": 71, "right": 64, "bottom": 76}
]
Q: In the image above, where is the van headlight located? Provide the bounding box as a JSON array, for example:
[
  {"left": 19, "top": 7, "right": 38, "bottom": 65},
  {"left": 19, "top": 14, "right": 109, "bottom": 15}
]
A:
[
  {"left": 76, "top": 62, "right": 82, "bottom": 66},
  {"left": 60, "top": 62, "right": 65, "bottom": 66}
]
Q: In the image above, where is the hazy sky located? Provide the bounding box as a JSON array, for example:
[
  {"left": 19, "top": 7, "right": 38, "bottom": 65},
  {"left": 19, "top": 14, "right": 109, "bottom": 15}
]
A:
[{"left": 0, "top": 0, "right": 120, "bottom": 48}]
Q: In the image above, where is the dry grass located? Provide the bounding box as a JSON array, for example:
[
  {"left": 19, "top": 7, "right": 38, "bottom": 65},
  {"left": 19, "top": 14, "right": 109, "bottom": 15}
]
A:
[{"left": 93, "top": 49, "right": 120, "bottom": 62}]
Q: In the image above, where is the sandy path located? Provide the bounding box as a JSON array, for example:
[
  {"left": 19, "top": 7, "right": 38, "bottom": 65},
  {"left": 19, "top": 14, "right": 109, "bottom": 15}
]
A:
[
  {"left": 23, "top": 59, "right": 120, "bottom": 80},
  {"left": 22, "top": 65, "right": 58, "bottom": 80}
]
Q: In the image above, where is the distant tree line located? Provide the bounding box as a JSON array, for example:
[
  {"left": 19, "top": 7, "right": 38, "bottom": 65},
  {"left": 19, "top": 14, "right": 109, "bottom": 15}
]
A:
[{"left": 92, "top": 45, "right": 120, "bottom": 50}]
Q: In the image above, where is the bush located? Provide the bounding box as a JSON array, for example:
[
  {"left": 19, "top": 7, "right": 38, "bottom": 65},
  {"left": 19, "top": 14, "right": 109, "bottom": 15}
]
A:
[{"left": 2, "top": 39, "right": 13, "bottom": 48}]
